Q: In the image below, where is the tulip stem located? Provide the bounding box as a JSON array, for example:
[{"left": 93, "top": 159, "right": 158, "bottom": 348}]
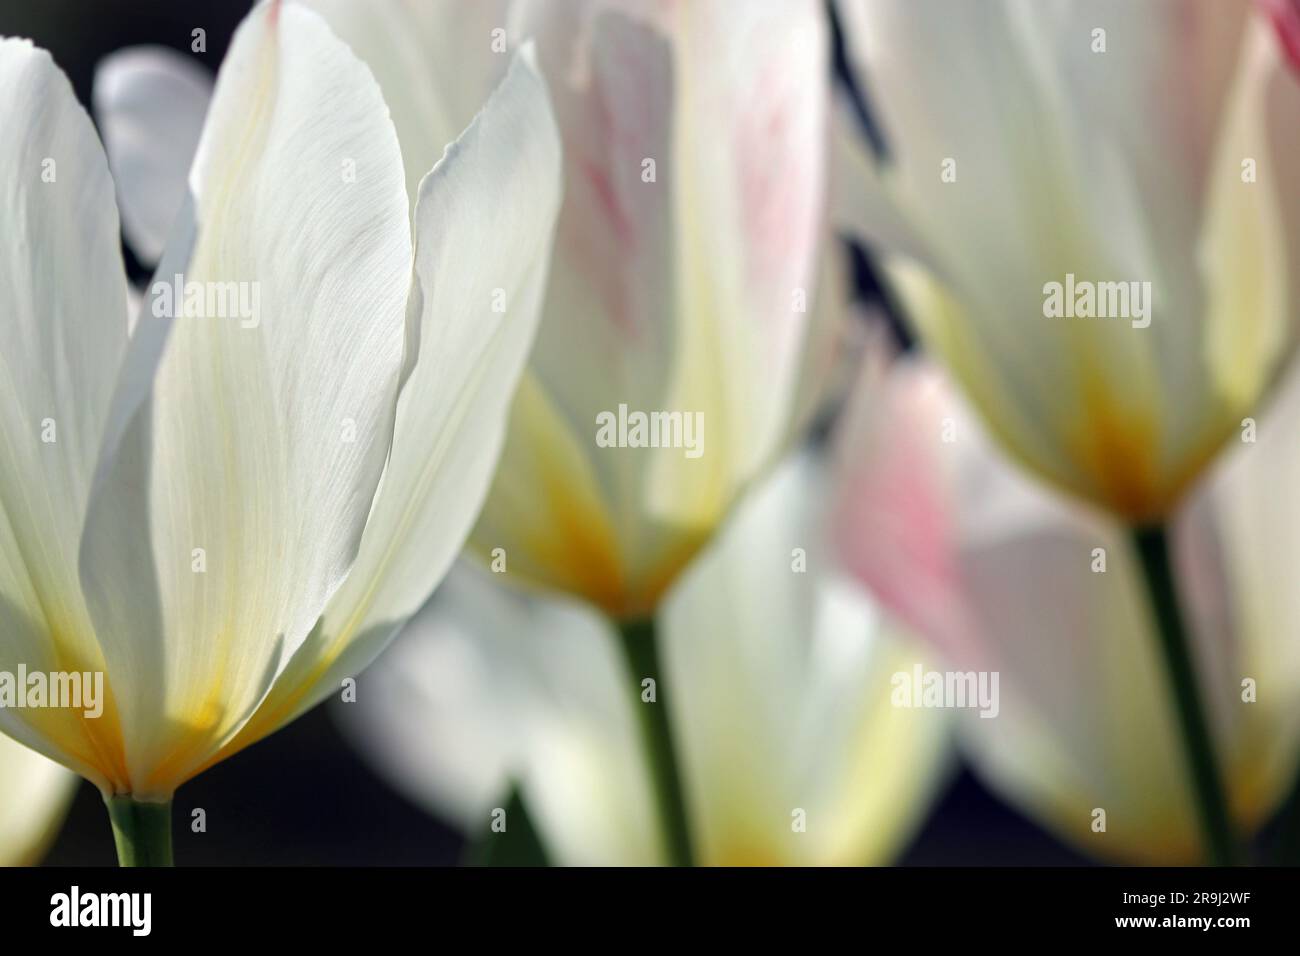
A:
[
  {"left": 106, "top": 795, "right": 173, "bottom": 867},
  {"left": 1131, "top": 524, "right": 1238, "bottom": 866},
  {"left": 615, "top": 616, "right": 694, "bottom": 866}
]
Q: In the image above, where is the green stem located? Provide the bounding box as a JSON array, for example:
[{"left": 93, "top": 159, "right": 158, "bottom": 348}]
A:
[
  {"left": 105, "top": 796, "right": 173, "bottom": 867},
  {"left": 615, "top": 616, "right": 694, "bottom": 866},
  {"left": 1131, "top": 524, "right": 1238, "bottom": 866}
]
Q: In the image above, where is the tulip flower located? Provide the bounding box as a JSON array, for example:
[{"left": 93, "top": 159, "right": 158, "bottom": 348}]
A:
[
  {"left": 300, "top": 0, "right": 839, "bottom": 866},
  {"left": 834, "top": 0, "right": 1300, "bottom": 864},
  {"left": 306, "top": 0, "right": 838, "bottom": 612},
  {"left": 830, "top": 346, "right": 1300, "bottom": 863},
  {"left": 0, "top": 0, "right": 560, "bottom": 864},
  {"left": 340, "top": 455, "right": 950, "bottom": 866},
  {"left": 835, "top": 0, "right": 1300, "bottom": 524},
  {"left": 0, "top": 735, "right": 76, "bottom": 865}
]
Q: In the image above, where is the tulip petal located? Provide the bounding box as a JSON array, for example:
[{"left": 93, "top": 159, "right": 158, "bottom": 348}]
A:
[
  {"left": 1192, "top": 359, "right": 1300, "bottom": 837},
  {"left": 213, "top": 48, "right": 562, "bottom": 758},
  {"left": 664, "top": 454, "right": 949, "bottom": 865},
  {"left": 511, "top": 2, "right": 678, "bottom": 420},
  {"left": 303, "top": 0, "right": 510, "bottom": 213},
  {"left": 341, "top": 562, "right": 663, "bottom": 866},
  {"left": 1200, "top": 19, "right": 1296, "bottom": 410},
  {"left": 93, "top": 46, "right": 212, "bottom": 264},
  {"left": 471, "top": 0, "right": 831, "bottom": 614},
  {"left": 0, "top": 38, "right": 130, "bottom": 790},
  {"left": 0, "top": 733, "right": 77, "bottom": 865},
  {"left": 77, "top": 1, "right": 411, "bottom": 798},
  {"left": 829, "top": 98, "right": 944, "bottom": 280},
  {"left": 665, "top": 0, "right": 828, "bottom": 486}
]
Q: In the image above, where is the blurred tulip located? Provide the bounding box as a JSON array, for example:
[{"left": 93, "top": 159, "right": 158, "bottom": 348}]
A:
[
  {"left": 0, "top": 734, "right": 76, "bottom": 866},
  {"left": 307, "top": 0, "right": 838, "bottom": 619},
  {"left": 92, "top": 46, "right": 211, "bottom": 266},
  {"left": 830, "top": 348, "right": 1300, "bottom": 863},
  {"left": 341, "top": 455, "right": 949, "bottom": 865},
  {"left": 0, "top": 0, "right": 559, "bottom": 862},
  {"left": 835, "top": 0, "right": 1300, "bottom": 524},
  {"left": 305, "top": 0, "right": 843, "bottom": 867}
]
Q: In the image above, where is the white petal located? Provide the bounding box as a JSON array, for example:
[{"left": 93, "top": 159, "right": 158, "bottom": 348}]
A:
[
  {"left": 0, "top": 37, "right": 130, "bottom": 791},
  {"left": 93, "top": 46, "right": 212, "bottom": 264},
  {"left": 216, "top": 48, "right": 562, "bottom": 755},
  {"left": 303, "top": 0, "right": 510, "bottom": 213},
  {"left": 77, "top": 2, "right": 411, "bottom": 798},
  {"left": 1192, "top": 357, "right": 1300, "bottom": 835},
  {"left": 664, "top": 453, "right": 949, "bottom": 865},
  {"left": 509, "top": 2, "right": 679, "bottom": 426},
  {"left": 829, "top": 97, "right": 944, "bottom": 279},
  {"left": 1200, "top": 20, "right": 1295, "bottom": 409},
  {"left": 471, "top": 5, "right": 684, "bottom": 615},
  {"left": 662, "top": 0, "right": 829, "bottom": 488},
  {"left": 0, "top": 733, "right": 77, "bottom": 865}
]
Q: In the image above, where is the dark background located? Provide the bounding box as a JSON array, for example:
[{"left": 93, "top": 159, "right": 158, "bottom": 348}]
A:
[{"left": 1, "top": 0, "right": 1087, "bottom": 866}]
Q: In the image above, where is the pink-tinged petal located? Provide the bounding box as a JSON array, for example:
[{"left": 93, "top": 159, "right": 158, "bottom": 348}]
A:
[
  {"left": 1259, "top": 0, "right": 1300, "bottom": 74},
  {"left": 472, "top": 0, "right": 833, "bottom": 615},
  {"left": 513, "top": 1, "right": 676, "bottom": 380},
  {"left": 831, "top": 352, "right": 972, "bottom": 663}
]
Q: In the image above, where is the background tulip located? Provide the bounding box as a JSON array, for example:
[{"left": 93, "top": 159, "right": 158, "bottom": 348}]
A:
[
  {"left": 473, "top": 0, "right": 837, "bottom": 617},
  {"left": 834, "top": 0, "right": 1300, "bottom": 865},
  {"left": 0, "top": 734, "right": 75, "bottom": 865},
  {"left": 92, "top": 45, "right": 211, "bottom": 266},
  {"left": 831, "top": 348, "right": 1300, "bottom": 863},
  {"left": 834, "top": 0, "right": 1300, "bottom": 525},
  {"left": 340, "top": 455, "right": 949, "bottom": 866}
]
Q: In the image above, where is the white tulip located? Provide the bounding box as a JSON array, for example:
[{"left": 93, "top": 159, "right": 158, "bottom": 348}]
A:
[
  {"left": 830, "top": 350, "right": 1300, "bottom": 863},
  {"left": 834, "top": 0, "right": 1300, "bottom": 523},
  {"left": 340, "top": 455, "right": 950, "bottom": 866},
  {"left": 0, "top": 0, "right": 561, "bottom": 820}
]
